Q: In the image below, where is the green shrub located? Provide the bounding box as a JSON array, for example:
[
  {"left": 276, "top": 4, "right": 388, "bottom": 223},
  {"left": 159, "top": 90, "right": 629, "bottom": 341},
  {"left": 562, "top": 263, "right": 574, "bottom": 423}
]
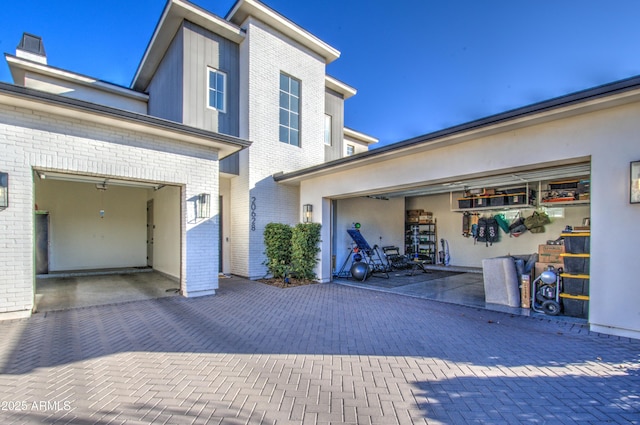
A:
[
  {"left": 263, "top": 223, "right": 293, "bottom": 278},
  {"left": 290, "top": 223, "right": 322, "bottom": 280}
]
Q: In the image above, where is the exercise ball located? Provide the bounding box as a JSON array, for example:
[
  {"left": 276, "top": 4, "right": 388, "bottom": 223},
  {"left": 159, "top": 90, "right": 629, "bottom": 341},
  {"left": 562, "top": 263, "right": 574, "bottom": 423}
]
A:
[{"left": 350, "top": 261, "right": 370, "bottom": 281}]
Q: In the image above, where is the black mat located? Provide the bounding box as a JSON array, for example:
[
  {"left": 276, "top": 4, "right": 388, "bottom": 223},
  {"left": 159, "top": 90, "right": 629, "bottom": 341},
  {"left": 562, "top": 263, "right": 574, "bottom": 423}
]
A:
[{"left": 354, "top": 270, "right": 464, "bottom": 289}]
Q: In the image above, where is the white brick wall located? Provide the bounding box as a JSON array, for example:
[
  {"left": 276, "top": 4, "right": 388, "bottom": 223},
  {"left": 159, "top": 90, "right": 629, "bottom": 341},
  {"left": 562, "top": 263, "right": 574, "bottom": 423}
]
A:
[
  {"left": 233, "top": 18, "right": 327, "bottom": 279},
  {"left": 0, "top": 103, "right": 221, "bottom": 317}
]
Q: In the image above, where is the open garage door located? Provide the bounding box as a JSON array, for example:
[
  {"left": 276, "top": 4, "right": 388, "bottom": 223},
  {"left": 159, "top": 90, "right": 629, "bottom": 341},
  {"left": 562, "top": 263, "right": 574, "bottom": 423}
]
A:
[{"left": 33, "top": 170, "right": 182, "bottom": 311}]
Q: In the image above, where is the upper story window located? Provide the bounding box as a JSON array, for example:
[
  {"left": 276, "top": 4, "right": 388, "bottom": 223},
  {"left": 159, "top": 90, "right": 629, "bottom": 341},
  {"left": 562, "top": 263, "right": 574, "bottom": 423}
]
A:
[
  {"left": 207, "top": 68, "right": 226, "bottom": 112},
  {"left": 346, "top": 144, "right": 355, "bottom": 156},
  {"left": 324, "top": 114, "right": 332, "bottom": 146},
  {"left": 279, "top": 73, "right": 300, "bottom": 146}
]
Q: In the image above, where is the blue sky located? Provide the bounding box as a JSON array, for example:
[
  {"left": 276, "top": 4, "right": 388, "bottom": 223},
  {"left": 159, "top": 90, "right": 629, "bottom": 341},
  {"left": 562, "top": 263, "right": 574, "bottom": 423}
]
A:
[{"left": 2, "top": 0, "right": 640, "bottom": 147}]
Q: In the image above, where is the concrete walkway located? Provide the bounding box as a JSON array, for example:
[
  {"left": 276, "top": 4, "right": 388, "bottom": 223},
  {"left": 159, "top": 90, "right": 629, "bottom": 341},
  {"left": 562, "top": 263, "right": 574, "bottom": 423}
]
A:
[{"left": 0, "top": 277, "right": 638, "bottom": 424}]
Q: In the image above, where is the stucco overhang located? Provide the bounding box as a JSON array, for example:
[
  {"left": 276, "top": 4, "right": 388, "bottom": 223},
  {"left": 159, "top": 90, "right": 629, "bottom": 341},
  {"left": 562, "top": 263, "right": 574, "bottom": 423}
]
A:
[
  {"left": 5, "top": 54, "right": 149, "bottom": 102},
  {"left": 227, "top": 0, "right": 340, "bottom": 64},
  {"left": 325, "top": 75, "right": 356, "bottom": 99},
  {"left": 274, "top": 74, "right": 640, "bottom": 184},
  {"left": 0, "top": 82, "right": 250, "bottom": 159},
  {"left": 132, "top": 0, "right": 245, "bottom": 91}
]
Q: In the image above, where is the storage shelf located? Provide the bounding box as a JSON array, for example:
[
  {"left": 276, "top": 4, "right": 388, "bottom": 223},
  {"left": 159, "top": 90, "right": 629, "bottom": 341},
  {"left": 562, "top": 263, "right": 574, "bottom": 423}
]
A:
[
  {"left": 452, "top": 204, "right": 535, "bottom": 213},
  {"left": 540, "top": 200, "right": 590, "bottom": 207}
]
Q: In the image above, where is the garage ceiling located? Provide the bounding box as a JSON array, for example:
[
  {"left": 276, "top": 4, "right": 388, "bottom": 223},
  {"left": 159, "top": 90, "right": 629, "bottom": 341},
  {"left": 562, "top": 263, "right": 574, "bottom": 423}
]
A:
[
  {"left": 35, "top": 170, "right": 165, "bottom": 190},
  {"left": 368, "top": 162, "right": 591, "bottom": 199}
]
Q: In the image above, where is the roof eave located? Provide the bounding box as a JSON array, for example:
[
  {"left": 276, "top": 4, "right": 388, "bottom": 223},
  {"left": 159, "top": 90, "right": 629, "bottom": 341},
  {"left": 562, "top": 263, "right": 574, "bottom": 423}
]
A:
[
  {"left": 325, "top": 75, "right": 356, "bottom": 99},
  {"left": 275, "top": 74, "right": 640, "bottom": 184},
  {"left": 132, "top": 0, "right": 245, "bottom": 91},
  {"left": 0, "top": 82, "right": 250, "bottom": 159},
  {"left": 344, "top": 127, "right": 378, "bottom": 144},
  {"left": 6, "top": 54, "right": 149, "bottom": 101},
  {"left": 227, "top": 0, "right": 340, "bottom": 64}
]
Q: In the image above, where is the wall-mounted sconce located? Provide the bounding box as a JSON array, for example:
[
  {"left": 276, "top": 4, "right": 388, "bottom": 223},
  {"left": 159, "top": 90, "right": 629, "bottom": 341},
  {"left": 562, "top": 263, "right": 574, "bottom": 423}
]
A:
[
  {"left": 303, "top": 204, "right": 313, "bottom": 223},
  {"left": 631, "top": 160, "right": 640, "bottom": 204},
  {"left": 197, "top": 193, "right": 211, "bottom": 218},
  {"left": 0, "top": 172, "right": 8, "bottom": 209}
]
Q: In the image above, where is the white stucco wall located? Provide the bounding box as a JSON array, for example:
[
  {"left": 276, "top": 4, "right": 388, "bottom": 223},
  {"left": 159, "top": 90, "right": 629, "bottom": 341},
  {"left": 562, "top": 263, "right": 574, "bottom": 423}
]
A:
[
  {"left": 151, "top": 185, "right": 181, "bottom": 280},
  {"left": 34, "top": 179, "right": 147, "bottom": 271},
  {"left": 234, "top": 17, "right": 326, "bottom": 278},
  {"left": 299, "top": 100, "right": 640, "bottom": 339}
]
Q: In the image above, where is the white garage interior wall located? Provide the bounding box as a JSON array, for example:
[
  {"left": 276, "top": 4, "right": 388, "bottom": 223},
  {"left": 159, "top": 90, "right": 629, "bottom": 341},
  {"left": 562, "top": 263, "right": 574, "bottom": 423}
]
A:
[
  {"left": 149, "top": 185, "right": 181, "bottom": 279},
  {"left": 34, "top": 178, "right": 181, "bottom": 277},
  {"left": 406, "top": 192, "right": 591, "bottom": 267},
  {"left": 333, "top": 197, "right": 405, "bottom": 274}
]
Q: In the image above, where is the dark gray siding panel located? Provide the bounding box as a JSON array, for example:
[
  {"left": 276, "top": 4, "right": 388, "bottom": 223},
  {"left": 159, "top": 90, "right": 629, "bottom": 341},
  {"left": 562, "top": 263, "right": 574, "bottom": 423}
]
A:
[
  {"left": 147, "top": 28, "right": 184, "bottom": 122},
  {"left": 220, "top": 152, "right": 240, "bottom": 175},
  {"left": 183, "top": 21, "right": 240, "bottom": 136},
  {"left": 324, "top": 90, "right": 344, "bottom": 162}
]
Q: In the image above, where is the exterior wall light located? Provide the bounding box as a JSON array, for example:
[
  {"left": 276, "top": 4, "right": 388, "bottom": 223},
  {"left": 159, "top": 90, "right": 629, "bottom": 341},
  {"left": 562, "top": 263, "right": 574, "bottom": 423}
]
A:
[
  {"left": 197, "top": 193, "right": 211, "bottom": 218},
  {"left": 0, "top": 172, "right": 8, "bottom": 210},
  {"left": 303, "top": 204, "right": 313, "bottom": 223}
]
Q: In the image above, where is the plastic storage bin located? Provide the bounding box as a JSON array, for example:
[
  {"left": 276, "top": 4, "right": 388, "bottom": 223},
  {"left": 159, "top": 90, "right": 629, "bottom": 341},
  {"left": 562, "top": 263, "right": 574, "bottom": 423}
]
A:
[
  {"left": 560, "top": 253, "right": 590, "bottom": 274},
  {"left": 561, "top": 232, "right": 590, "bottom": 254},
  {"left": 560, "top": 293, "right": 589, "bottom": 318},
  {"left": 561, "top": 273, "right": 589, "bottom": 296}
]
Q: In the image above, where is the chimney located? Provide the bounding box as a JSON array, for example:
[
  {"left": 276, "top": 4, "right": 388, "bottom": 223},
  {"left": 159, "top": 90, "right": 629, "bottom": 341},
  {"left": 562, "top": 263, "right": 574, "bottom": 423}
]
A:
[{"left": 16, "top": 32, "right": 47, "bottom": 65}]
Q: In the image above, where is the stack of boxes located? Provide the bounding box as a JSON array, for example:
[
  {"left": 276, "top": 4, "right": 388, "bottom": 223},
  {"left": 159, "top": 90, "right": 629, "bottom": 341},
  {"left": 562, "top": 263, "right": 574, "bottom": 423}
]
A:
[
  {"left": 406, "top": 209, "right": 423, "bottom": 224},
  {"left": 559, "top": 232, "right": 590, "bottom": 318},
  {"left": 535, "top": 244, "right": 565, "bottom": 278}
]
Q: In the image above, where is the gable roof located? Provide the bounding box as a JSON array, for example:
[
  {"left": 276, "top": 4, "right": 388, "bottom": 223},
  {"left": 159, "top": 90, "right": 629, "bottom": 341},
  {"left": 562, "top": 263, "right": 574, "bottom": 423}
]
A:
[{"left": 132, "top": 0, "right": 245, "bottom": 91}]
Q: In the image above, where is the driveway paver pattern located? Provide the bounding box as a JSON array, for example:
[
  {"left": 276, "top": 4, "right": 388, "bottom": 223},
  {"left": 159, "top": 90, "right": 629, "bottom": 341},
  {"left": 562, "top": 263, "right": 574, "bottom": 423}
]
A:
[{"left": 0, "top": 277, "right": 638, "bottom": 424}]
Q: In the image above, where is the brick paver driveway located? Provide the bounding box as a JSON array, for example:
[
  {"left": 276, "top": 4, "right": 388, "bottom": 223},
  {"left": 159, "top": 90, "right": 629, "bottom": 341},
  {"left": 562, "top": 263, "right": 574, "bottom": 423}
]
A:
[{"left": 0, "top": 277, "right": 638, "bottom": 424}]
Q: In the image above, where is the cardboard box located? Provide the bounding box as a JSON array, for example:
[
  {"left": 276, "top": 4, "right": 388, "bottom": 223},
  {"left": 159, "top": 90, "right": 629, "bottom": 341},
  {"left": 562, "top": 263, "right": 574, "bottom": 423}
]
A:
[
  {"left": 538, "top": 253, "right": 563, "bottom": 263},
  {"left": 520, "top": 274, "right": 531, "bottom": 308},
  {"left": 534, "top": 262, "right": 564, "bottom": 279},
  {"left": 538, "top": 244, "right": 565, "bottom": 255}
]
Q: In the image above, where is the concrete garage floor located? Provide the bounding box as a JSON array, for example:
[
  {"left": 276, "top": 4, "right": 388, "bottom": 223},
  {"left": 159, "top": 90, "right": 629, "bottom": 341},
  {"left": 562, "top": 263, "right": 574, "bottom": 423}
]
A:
[
  {"left": 335, "top": 265, "right": 588, "bottom": 324},
  {"left": 35, "top": 269, "right": 180, "bottom": 312}
]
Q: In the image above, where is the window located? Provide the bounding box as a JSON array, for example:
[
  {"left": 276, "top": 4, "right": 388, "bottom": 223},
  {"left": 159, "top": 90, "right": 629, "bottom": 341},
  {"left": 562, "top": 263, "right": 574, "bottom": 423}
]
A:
[
  {"left": 207, "top": 68, "right": 226, "bottom": 112},
  {"left": 279, "top": 73, "right": 300, "bottom": 146},
  {"left": 324, "top": 114, "right": 332, "bottom": 146},
  {"left": 346, "top": 144, "right": 355, "bottom": 156}
]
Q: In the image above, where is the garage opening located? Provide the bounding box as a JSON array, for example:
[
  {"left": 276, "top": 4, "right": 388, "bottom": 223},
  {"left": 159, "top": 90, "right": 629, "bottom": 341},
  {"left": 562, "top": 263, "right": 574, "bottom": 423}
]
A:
[
  {"left": 33, "top": 170, "right": 182, "bottom": 312},
  {"left": 332, "top": 161, "right": 591, "bottom": 321}
]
